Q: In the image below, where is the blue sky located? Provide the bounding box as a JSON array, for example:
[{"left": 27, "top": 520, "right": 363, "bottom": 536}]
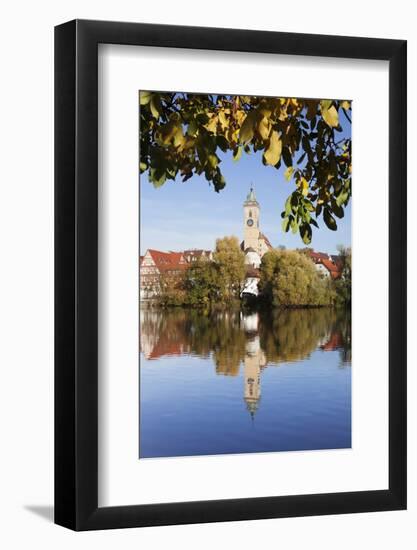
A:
[{"left": 140, "top": 114, "right": 351, "bottom": 256}]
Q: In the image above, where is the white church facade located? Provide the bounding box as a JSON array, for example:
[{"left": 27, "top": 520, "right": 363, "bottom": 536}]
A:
[{"left": 240, "top": 188, "right": 272, "bottom": 297}]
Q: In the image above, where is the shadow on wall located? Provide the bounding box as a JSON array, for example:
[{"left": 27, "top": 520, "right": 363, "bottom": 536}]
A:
[{"left": 24, "top": 505, "right": 54, "bottom": 523}]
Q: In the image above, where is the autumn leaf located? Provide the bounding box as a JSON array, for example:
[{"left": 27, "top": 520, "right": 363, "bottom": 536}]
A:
[
  {"left": 218, "top": 110, "right": 228, "bottom": 130},
  {"left": 150, "top": 95, "right": 162, "bottom": 118},
  {"left": 322, "top": 105, "right": 339, "bottom": 128},
  {"left": 298, "top": 177, "right": 309, "bottom": 197},
  {"left": 284, "top": 166, "right": 294, "bottom": 181},
  {"left": 320, "top": 99, "right": 332, "bottom": 111},
  {"left": 257, "top": 117, "right": 271, "bottom": 140},
  {"left": 263, "top": 131, "right": 282, "bottom": 166},
  {"left": 140, "top": 91, "right": 152, "bottom": 105},
  {"left": 233, "top": 146, "right": 242, "bottom": 162},
  {"left": 239, "top": 111, "right": 257, "bottom": 144}
]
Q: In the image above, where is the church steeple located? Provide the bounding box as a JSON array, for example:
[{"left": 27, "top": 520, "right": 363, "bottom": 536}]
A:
[
  {"left": 244, "top": 185, "right": 259, "bottom": 206},
  {"left": 243, "top": 332, "right": 264, "bottom": 419},
  {"left": 243, "top": 185, "right": 260, "bottom": 251}
]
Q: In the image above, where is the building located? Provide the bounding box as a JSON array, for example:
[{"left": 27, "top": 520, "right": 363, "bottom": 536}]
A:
[
  {"left": 241, "top": 187, "right": 272, "bottom": 262},
  {"left": 140, "top": 248, "right": 213, "bottom": 300},
  {"left": 140, "top": 249, "right": 187, "bottom": 300},
  {"left": 183, "top": 249, "right": 213, "bottom": 263},
  {"left": 307, "top": 250, "right": 343, "bottom": 280},
  {"left": 240, "top": 187, "right": 272, "bottom": 297}
]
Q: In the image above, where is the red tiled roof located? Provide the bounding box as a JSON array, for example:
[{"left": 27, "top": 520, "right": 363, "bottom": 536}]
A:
[
  {"left": 331, "top": 255, "right": 343, "bottom": 269},
  {"left": 147, "top": 249, "right": 187, "bottom": 272},
  {"left": 307, "top": 250, "right": 343, "bottom": 279},
  {"left": 321, "top": 258, "right": 342, "bottom": 279},
  {"left": 309, "top": 250, "right": 329, "bottom": 261}
]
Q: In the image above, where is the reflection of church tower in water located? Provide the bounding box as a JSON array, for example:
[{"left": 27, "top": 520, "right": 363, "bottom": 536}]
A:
[{"left": 242, "top": 313, "right": 266, "bottom": 418}]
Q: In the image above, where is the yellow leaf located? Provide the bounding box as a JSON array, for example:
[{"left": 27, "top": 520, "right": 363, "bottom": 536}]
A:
[
  {"left": 259, "top": 107, "right": 272, "bottom": 118},
  {"left": 320, "top": 99, "right": 332, "bottom": 111},
  {"left": 218, "top": 110, "right": 228, "bottom": 130},
  {"left": 322, "top": 105, "right": 339, "bottom": 128},
  {"left": 139, "top": 91, "right": 152, "bottom": 105},
  {"left": 239, "top": 111, "right": 258, "bottom": 144},
  {"left": 157, "top": 120, "right": 182, "bottom": 146},
  {"left": 263, "top": 131, "right": 282, "bottom": 166},
  {"left": 208, "top": 154, "right": 219, "bottom": 169},
  {"left": 205, "top": 114, "right": 218, "bottom": 134},
  {"left": 235, "top": 109, "right": 246, "bottom": 125},
  {"left": 284, "top": 166, "right": 294, "bottom": 181},
  {"left": 233, "top": 146, "right": 242, "bottom": 162},
  {"left": 341, "top": 100, "right": 351, "bottom": 110},
  {"left": 299, "top": 177, "right": 309, "bottom": 196},
  {"left": 150, "top": 95, "right": 162, "bottom": 118},
  {"left": 173, "top": 126, "right": 185, "bottom": 147},
  {"left": 257, "top": 117, "right": 271, "bottom": 140},
  {"left": 278, "top": 108, "right": 288, "bottom": 122}
]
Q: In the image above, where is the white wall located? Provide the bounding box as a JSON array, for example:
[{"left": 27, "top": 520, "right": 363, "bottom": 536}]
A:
[{"left": 0, "top": 1, "right": 415, "bottom": 548}]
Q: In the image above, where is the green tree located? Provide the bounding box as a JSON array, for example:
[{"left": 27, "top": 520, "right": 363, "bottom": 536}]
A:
[
  {"left": 259, "top": 249, "right": 334, "bottom": 307},
  {"left": 183, "top": 259, "right": 220, "bottom": 306},
  {"left": 157, "top": 270, "right": 187, "bottom": 307},
  {"left": 333, "top": 245, "right": 351, "bottom": 308},
  {"left": 213, "top": 236, "right": 246, "bottom": 302},
  {"left": 158, "top": 236, "right": 245, "bottom": 307},
  {"left": 140, "top": 92, "right": 352, "bottom": 244}
]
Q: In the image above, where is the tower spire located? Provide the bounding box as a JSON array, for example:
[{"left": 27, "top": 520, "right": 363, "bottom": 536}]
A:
[{"left": 244, "top": 185, "right": 258, "bottom": 205}]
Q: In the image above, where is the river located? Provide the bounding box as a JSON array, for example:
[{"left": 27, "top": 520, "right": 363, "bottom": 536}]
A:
[{"left": 139, "top": 307, "right": 351, "bottom": 458}]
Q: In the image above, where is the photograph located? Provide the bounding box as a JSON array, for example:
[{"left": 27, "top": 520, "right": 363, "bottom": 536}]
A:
[
  {"left": 139, "top": 92, "right": 352, "bottom": 459},
  {"left": 0, "top": 1, "right": 409, "bottom": 542}
]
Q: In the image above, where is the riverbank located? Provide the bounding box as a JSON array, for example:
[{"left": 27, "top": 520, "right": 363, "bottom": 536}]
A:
[{"left": 140, "top": 298, "right": 350, "bottom": 313}]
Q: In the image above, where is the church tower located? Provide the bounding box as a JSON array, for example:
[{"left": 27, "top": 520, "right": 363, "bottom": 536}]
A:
[
  {"left": 243, "top": 187, "right": 260, "bottom": 251},
  {"left": 243, "top": 332, "right": 266, "bottom": 418}
]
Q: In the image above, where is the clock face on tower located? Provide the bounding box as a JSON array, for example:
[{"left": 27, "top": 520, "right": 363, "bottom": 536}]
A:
[{"left": 247, "top": 218, "right": 254, "bottom": 227}]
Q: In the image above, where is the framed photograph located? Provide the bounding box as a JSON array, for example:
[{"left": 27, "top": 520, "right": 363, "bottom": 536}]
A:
[{"left": 55, "top": 19, "right": 407, "bottom": 530}]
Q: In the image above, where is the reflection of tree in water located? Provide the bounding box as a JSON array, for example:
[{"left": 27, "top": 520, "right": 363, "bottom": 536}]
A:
[
  {"left": 140, "top": 308, "right": 246, "bottom": 374},
  {"left": 140, "top": 307, "right": 351, "bottom": 372},
  {"left": 259, "top": 308, "right": 334, "bottom": 364}
]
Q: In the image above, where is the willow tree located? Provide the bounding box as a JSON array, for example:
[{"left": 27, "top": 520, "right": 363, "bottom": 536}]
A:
[
  {"left": 259, "top": 249, "right": 334, "bottom": 307},
  {"left": 140, "top": 92, "right": 352, "bottom": 244}
]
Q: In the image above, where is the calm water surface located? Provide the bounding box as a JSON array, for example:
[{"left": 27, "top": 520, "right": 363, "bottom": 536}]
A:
[{"left": 139, "top": 307, "right": 351, "bottom": 458}]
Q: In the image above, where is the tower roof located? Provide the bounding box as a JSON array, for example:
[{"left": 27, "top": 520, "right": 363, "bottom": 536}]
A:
[{"left": 244, "top": 186, "right": 259, "bottom": 206}]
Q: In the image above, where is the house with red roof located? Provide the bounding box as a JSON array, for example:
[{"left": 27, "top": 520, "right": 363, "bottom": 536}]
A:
[
  {"left": 307, "top": 250, "right": 343, "bottom": 280},
  {"left": 140, "top": 249, "right": 187, "bottom": 300}
]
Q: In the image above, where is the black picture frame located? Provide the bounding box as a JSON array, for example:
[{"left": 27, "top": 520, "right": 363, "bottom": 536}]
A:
[{"left": 55, "top": 19, "right": 407, "bottom": 531}]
